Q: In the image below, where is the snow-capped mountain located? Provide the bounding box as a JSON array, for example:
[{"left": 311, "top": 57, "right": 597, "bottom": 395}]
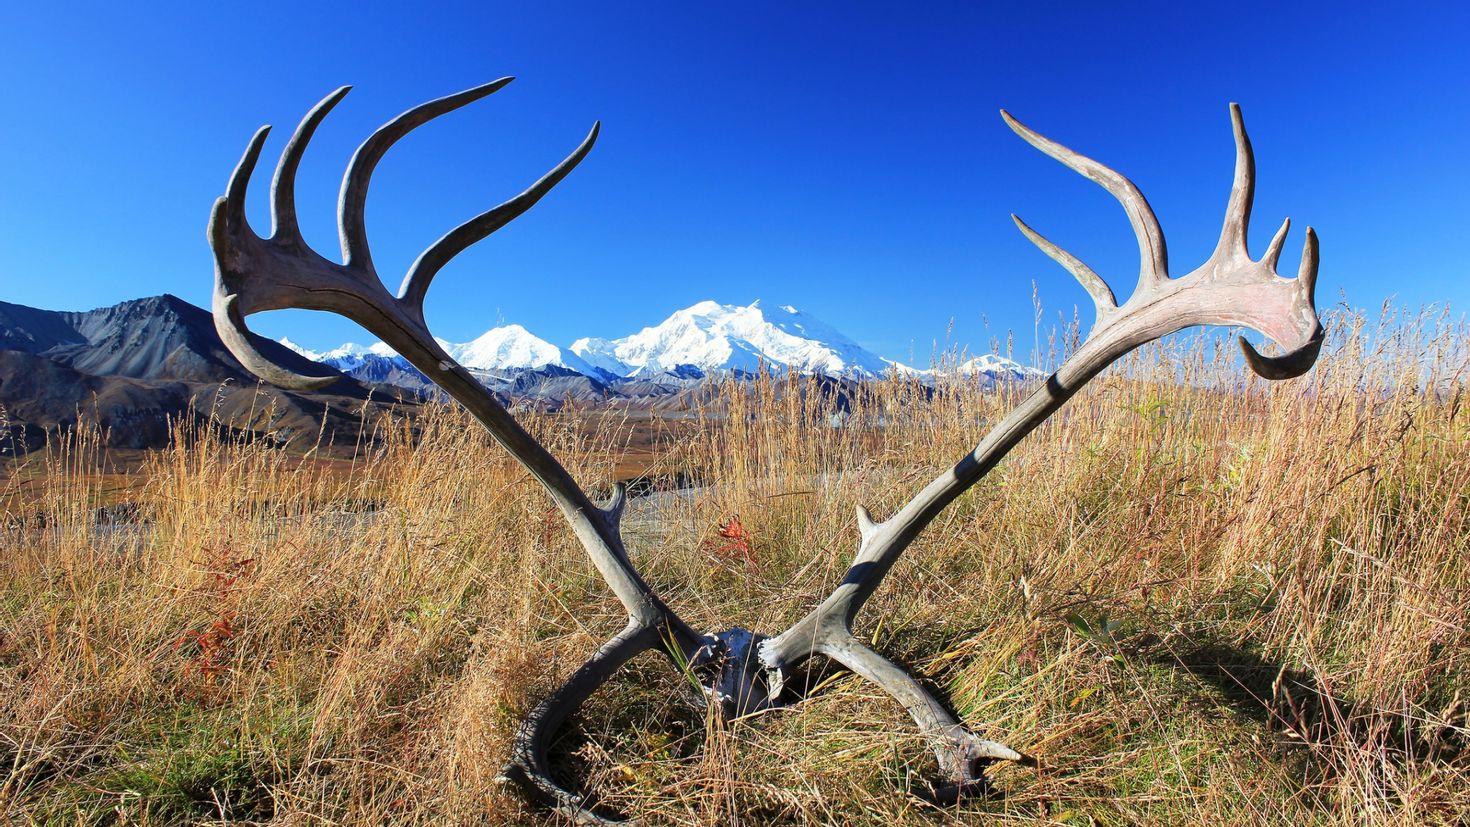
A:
[
  {"left": 276, "top": 337, "right": 322, "bottom": 361},
  {"left": 280, "top": 300, "right": 1040, "bottom": 390},
  {"left": 450, "top": 324, "right": 598, "bottom": 375},
  {"left": 279, "top": 339, "right": 429, "bottom": 372},
  {"left": 949, "top": 354, "right": 1045, "bottom": 382},
  {"left": 281, "top": 327, "right": 593, "bottom": 376},
  {"left": 571, "top": 300, "right": 899, "bottom": 379}
]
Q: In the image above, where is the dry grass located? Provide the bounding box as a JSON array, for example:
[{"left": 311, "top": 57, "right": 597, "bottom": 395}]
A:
[{"left": 2, "top": 304, "right": 1467, "bottom": 826}]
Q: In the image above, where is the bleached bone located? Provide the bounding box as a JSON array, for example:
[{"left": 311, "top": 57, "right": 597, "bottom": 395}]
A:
[
  {"left": 759, "top": 102, "right": 1323, "bottom": 798},
  {"left": 208, "top": 84, "right": 1323, "bottom": 821},
  {"left": 208, "top": 80, "right": 716, "bottom": 824}
]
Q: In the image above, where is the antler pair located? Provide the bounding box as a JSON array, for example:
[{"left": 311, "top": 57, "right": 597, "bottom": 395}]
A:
[{"left": 208, "top": 82, "right": 1322, "bottom": 822}]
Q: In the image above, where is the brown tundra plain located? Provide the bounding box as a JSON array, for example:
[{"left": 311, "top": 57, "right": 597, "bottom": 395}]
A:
[{"left": 2, "top": 305, "right": 1467, "bottom": 826}]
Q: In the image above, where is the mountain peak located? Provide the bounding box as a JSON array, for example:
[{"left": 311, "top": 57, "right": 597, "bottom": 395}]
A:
[
  {"left": 3, "top": 294, "right": 349, "bottom": 386},
  {"left": 684, "top": 299, "right": 726, "bottom": 315},
  {"left": 277, "top": 336, "right": 323, "bottom": 361},
  {"left": 451, "top": 323, "right": 593, "bottom": 373},
  {"left": 570, "top": 299, "right": 892, "bottom": 379}
]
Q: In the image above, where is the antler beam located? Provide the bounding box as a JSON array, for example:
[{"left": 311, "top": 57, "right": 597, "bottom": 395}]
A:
[
  {"left": 759, "top": 102, "right": 1323, "bottom": 799},
  {"left": 208, "top": 80, "right": 713, "bottom": 823}
]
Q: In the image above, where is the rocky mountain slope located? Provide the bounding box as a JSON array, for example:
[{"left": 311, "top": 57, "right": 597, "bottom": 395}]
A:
[{"left": 0, "top": 296, "right": 412, "bottom": 456}]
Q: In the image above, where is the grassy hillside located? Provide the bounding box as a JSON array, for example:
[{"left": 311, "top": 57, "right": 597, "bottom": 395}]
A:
[{"left": 2, "top": 306, "right": 1466, "bottom": 825}]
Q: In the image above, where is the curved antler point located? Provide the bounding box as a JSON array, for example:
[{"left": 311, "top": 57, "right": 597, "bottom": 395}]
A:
[
  {"left": 1261, "top": 217, "right": 1291, "bottom": 271},
  {"left": 339, "top": 76, "right": 526, "bottom": 270},
  {"left": 1239, "top": 327, "right": 1324, "bottom": 381},
  {"left": 222, "top": 126, "right": 273, "bottom": 237},
  {"left": 1229, "top": 102, "right": 1246, "bottom": 130},
  {"left": 272, "top": 87, "right": 354, "bottom": 242},
  {"left": 215, "top": 295, "right": 339, "bottom": 391}
]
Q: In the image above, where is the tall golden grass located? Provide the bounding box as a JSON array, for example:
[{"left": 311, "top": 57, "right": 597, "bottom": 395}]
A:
[{"left": 2, "top": 305, "right": 1466, "bottom": 825}]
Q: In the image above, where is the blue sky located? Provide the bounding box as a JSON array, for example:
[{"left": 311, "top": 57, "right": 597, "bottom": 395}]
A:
[{"left": 2, "top": 2, "right": 1466, "bottom": 365}]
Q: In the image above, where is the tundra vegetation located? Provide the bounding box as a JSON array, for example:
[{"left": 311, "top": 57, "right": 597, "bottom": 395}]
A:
[{"left": 0, "top": 304, "right": 1466, "bottom": 825}]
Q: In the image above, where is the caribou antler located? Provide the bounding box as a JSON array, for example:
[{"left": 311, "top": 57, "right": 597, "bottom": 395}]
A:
[
  {"left": 210, "top": 88, "right": 1323, "bottom": 821},
  {"left": 207, "top": 80, "right": 714, "bottom": 823},
  {"left": 759, "top": 102, "right": 1323, "bottom": 800}
]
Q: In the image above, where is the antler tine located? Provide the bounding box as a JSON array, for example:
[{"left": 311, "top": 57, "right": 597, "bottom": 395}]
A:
[
  {"left": 338, "top": 76, "right": 516, "bottom": 272},
  {"left": 211, "top": 125, "right": 344, "bottom": 392},
  {"left": 398, "top": 120, "right": 601, "bottom": 319},
  {"left": 220, "top": 126, "right": 271, "bottom": 246},
  {"left": 1215, "top": 102, "right": 1256, "bottom": 260},
  {"left": 215, "top": 292, "right": 339, "bottom": 391},
  {"left": 1240, "top": 226, "right": 1322, "bottom": 379},
  {"left": 1262, "top": 217, "right": 1291, "bottom": 272},
  {"left": 271, "top": 86, "right": 352, "bottom": 245},
  {"left": 1001, "top": 109, "right": 1169, "bottom": 290},
  {"left": 1298, "top": 226, "right": 1320, "bottom": 304},
  {"left": 1011, "top": 213, "right": 1118, "bottom": 324}
]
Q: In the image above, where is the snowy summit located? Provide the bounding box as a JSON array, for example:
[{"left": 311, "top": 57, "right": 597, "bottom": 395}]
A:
[
  {"left": 570, "top": 300, "right": 899, "bottom": 379},
  {"left": 449, "top": 324, "right": 597, "bottom": 375}
]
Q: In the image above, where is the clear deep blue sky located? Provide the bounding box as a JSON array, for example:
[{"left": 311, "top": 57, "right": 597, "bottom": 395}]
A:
[{"left": 2, "top": 2, "right": 1466, "bottom": 364}]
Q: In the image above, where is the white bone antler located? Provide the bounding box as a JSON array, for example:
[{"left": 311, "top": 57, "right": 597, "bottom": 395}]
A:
[
  {"left": 207, "top": 81, "right": 710, "bottom": 823},
  {"left": 759, "top": 103, "right": 1323, "bottom": 800}
]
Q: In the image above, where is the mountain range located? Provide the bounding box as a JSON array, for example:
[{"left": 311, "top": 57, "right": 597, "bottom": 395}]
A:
[
  {"left": 281, "top": 299, "right": 1038, "bottom": 387},
  {"left": 0, "top": 295, "right": 1038, "bottom": 458}
]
